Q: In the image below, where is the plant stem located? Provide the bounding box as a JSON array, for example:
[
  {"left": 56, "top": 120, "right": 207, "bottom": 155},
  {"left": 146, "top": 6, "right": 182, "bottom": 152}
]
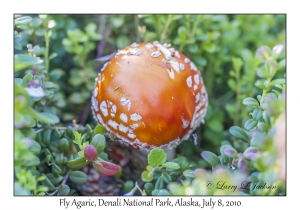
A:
[
  {"left": 44, "top": 31, "right": 50, "bottom": 80},
  {"left": 217, "top": 90, "right": 235, "bottom": 105},
  {"left": 47, "top": 169, "right": 72, "bottom": 196},
  {"left": 191, "top": 15, "right": 201, "bottom": 37},
  {"left": 260, "top": 77, "right": 272, "bottom": 104},
  {"left": 160, "top": 15, "right": 173, "bottom": 43},
  {"left": 179, "top": 15, "right": 201, "bottom": 52},
  {"left": 234, "top": 67, "right": 241, "bottom": 126},
  {"left": 134, "top": 15, "right": 140, "bottom": 43},
  {"left": 35, "top": 126, "right": 68, "bottom": 133}
]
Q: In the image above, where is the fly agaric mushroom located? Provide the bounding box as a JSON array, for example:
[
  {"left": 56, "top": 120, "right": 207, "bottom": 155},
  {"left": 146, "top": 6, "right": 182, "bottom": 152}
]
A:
[{"left": 91, "top": 41, "right": 208, "bottom": 150}]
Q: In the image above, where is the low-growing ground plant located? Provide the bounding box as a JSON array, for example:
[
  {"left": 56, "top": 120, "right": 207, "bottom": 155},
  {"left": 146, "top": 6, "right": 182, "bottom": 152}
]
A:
[{"left": 14, "top": 14, "right": 286, "bottom": 196}]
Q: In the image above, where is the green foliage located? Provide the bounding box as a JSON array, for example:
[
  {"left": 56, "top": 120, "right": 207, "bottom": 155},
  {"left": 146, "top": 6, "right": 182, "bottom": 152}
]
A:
[
  {"left": 69, "top": 171, "right": 88, "bottom": 184},
  {"left": 14, "top": 14, "right": 285, "bottom": 196},
  {"left": 148, "top": 148, "right": 167, "bottom": 167}
]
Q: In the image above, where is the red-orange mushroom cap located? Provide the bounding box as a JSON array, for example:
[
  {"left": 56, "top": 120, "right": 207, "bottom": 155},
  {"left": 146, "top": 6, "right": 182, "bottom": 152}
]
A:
[{"left": 91, "top": 41, "right": 208, "bottom": 150}]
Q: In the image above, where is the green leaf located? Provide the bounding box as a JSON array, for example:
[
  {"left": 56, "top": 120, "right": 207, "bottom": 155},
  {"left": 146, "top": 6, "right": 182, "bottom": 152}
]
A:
[
  {"left": 73, "top": 131, "right": 84, "bottom": 145},
  {"left": 36, "top": 175, "right": 45, "bottom": 182},
  {"left": 78, "top": 151, "right": 84, "bottom": 157},
  {"left": 69, "top": 171, "right": 88, "bottom": 184},
  {"left": 168, "top": 183, "right": 185, "bottom": 195},
  {"left": 178, "top": 26, "right": 188, "bottom": 39},
  {"left": 201, "top": 151, "right": 220, "bottom": 167},
  {"left": 188, "top": 44, "right": 198, "bottom": 53},
  {"left": 265, "top": 60, "right": 272, "bottom": 76},
  {"left": 232, "top": 57, "right": 243, "bottom": 71},
  {"left": 15, "top": 78, "right": 23, "bottom": 86},
  {"left": 54, "top": 128, "right": 63, "bottom": 138},
  {"left": 223, "top": 147, "right": 238, "bottom": 158},
  {"left": 112, "top": 17, "right": 124, "bottom": 28},
  {"left": 58, "top": 185, "right": 70, "bottom": 196},
  {"left": 52, "top": 164, "right": 62, "bottom": 176},
  {"left": 243, "top": 97, "right": 259, "bottom": 108},
  {"left": 154, "top": 176, "right": 164, "bottom": 190},
  {"left": 207, "top": 118, "right": 224, "bottom": 133},
  {"left": 152, "top": 189, "right": 171, "bottom": 196},
  {"left": 28, "top": 140, "right": 41, "bottom": 155},
  {"left": 99, "top": 151, "right": 108, "bottom": 160},
  {"left": 124, "top": 180, "right": 134, "bottom": 192},
  {"left": 173, "top": 156, "right": 189, "bottom": 170},
  {"left": 229, "top": 126, "right": 249, "bottom": 143},
  {"left": 141, "top": 171, "right": 153, "bottom": 182},
  {"left": 113, "top": 165, "right": 122, "bottom": 178},
  {"left": 55, "top": 154, "right": 64, "bottom": 165},
  {"left": 33, "top": 45, "right": 40, "bottom": 54},
  {"left": 40, "top": 174, "right": 55, "bottom": 191},
  {"left": 43, "top": 82, "right": 55, "bottom": 89},
  {"left": 161, "top": 162, "right": 180, "bottom": 169},
  {"left": 255, "top": 80, "right": 265, "bottom": 89},
  {"left": 23, "top": 155, "right": 40, "bottom": 167},
  {"left": 251, "top": 109, "right": 262, "bottom": 121},
  {"left": 257, "top": 122, "right": 269, "bottom": 133},
  {"left": 49, "top": 52, "right": 58, "bottom": 60},
  {"left": 203, "top": 43, "right": 217, "bottom": 53},
  {"left": 67, "top": 157, "right": 88, "bottom": 169},
  {"left": 146, "top": 165, "right": 153, "bottom": 172},
  {"left": 14, "top": 54, "right": 43, "bottom": 71},
  {"left": 59, "top": 138, "right": 70, "bottom": 153},
  {"left": 14, "top": 16, "right": 33, "bottom": 26},
  {"left": 69, "top": 92, "right": 85, "bottom": 104},
  {"left": 14, "top": 182, "right": 31, "bottom": 195},
  {"left": 94, "top": 125, "right": 107, "bottom": 135},
  {"left": 161, "top": 173, "right": 172, "bottom": 184},
  {"left": 183, "top": 169, "right": 195, "bottom": 179},
  {"left": 144, "top": 183, "right": 154, "bottom": 195},
  {"left": 262, "top": 111, "right": 271, "bottom": 125},
  {"left": 148, "top": 148, "right": 167, "bottom": 167},
  {"left": 170, "top": 172, "right": 178, "bottom": 181},
  {"left": 116, "top": 36, "right": 131, "bottom": 49},
  {"left": 37, "top": 185, "right": 49, "bottom": 193},
  {"left": 45, "top": 155, "right": 52, "bottom": 166},
  {"left": 45, "top": 173, "right": 63, "bottom": 186},
  {"left": 244, "top": 119, "right": 258, "bottom": 130},
  {"left": 243, "top": 147, "right": 260, "bottom": 160},
  {"left": 227, "top": 79, "right": 237, "bottom": 91},
  {"left": 90, "top": 134, "right": 106, "bottom": 153},
  {"left": 270, "top": 78, "right": 286, "bottom": 87},
  {"left": 27, "top": 108, "right": 60, "bottom": 125},
  {"left": 21, "top": 73, "right": 33, "bottom": 87}
]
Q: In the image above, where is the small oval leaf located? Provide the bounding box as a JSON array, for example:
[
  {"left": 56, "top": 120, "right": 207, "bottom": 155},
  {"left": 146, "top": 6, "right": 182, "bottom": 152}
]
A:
[
  {"left": 201, "top": 151, "right": 220, "bottom": 167},
  {"left": 244, "top": 119, "right": 258, "bottom": 130},
  {"left": 40, "top": 174, "right": 55, "bottom": 191},
  {"left": 141, "top": 171, "right": 153, "bottom": 182},
  {"left": 58, "top": 185, "right": 70, "bottom": 196},
  {"left": 243, "top": 97, "right": 259, "bottom": 108},
  {"left": 69, "top": 171, "right": 88, "bottom": 184},
  {"left": 14, "top": 16, "right": 33, "bottom": 26},
  {"left": 148, "top": 148, "right": 167, "bottom": 167},
  {"left": 90, "top": 134, "right": 106, "bottom": 153},
  {"left": 161, "top": 162, "right": 180, "bottom": 169},
  {"left": 94, "top": 125, "right": 107, "bottom": 135},
  {"left": 154, "top": 176, "right": 164, "bottom": 190},
  {"left": 67, "top": 157, "right": 88, "bottom": 169},
  {"left": 229, "top": 126, "right": 249, "bottom": 143},
  {"left": 251, "top": 109, "right": 262, "bottom": 121},
  {"left": 183, "top": 169, "right": 195, "bottom": 179}
]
